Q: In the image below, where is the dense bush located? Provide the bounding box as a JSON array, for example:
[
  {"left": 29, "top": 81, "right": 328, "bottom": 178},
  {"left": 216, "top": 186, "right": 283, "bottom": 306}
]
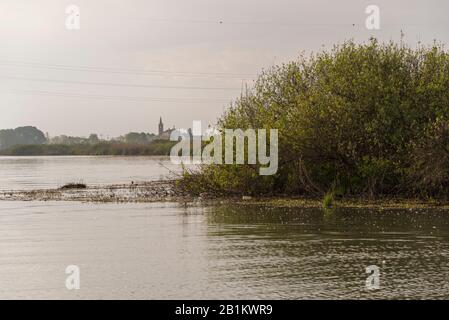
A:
[{"left": 181, "top": 39, "right": 449, "bottom": 199}]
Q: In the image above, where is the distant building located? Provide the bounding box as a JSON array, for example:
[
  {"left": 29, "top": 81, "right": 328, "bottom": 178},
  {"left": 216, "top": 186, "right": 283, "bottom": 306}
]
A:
[
  {"left": 157, "top": 117, "right": 175, "bottom": 140},
  {"left": 158, "top": 117, "right": 163, "bottom": 135}
]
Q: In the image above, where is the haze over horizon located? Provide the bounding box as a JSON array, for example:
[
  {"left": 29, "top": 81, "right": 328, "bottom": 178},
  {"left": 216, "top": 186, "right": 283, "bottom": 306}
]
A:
[{"left": 0, "top": 0, "right": 447, "bottom": 137}]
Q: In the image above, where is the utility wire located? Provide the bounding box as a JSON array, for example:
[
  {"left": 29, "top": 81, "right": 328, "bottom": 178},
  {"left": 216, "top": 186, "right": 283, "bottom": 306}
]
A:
[
  {"left": 132, "top": 17, "right": 362, "bottom": 27},
  {"left": 0, "top": 75, "right": 242, "bottom": 91},
  {"left": 0, "top": 59, "right": 257, "bottom": 80},
  {"left": 0, "top": 89, "right": 232, "bottom": 104}
]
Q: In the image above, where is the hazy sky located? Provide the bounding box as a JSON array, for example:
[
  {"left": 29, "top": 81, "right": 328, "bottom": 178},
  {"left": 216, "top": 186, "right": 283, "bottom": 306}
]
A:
[{"left": 0, "top": 0, "right": 447, "bottom": 137}]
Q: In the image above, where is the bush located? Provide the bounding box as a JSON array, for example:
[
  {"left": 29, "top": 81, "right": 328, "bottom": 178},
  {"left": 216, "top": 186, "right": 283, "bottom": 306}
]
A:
[
  {"left": 409, "top": 118, "right": 449, "bottom": 197},
  {"left": 182, "top": 39, "right": 449, "bottom": 199}
]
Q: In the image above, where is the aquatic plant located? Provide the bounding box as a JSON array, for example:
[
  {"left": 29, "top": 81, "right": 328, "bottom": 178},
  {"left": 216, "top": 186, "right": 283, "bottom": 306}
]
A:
[
  {"left": 60, "top": 183, "right": 87, "bottom": 190},
  {"left": 322, "top": 191, "right": 335, "bottom": 209}
]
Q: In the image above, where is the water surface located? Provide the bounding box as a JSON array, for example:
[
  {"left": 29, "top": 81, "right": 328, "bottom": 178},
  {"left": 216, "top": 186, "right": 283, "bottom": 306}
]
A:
[
  {"left": 1, "top": 156, "right": 449, "bottom": 299},
  {"left": 0, "top": 156, "right": 181, "bottom": 190},
  {"left": 0, "top": 201, "right": 448, "bottom": 299}
]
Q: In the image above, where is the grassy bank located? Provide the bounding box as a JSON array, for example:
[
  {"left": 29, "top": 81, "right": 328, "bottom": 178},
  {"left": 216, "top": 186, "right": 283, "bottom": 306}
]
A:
[
  {"left": 0, "top": 140, "right": 176, "bottom": 156},
  {"left": 179, "top": 39, "right": 449, "bottom": 201}
]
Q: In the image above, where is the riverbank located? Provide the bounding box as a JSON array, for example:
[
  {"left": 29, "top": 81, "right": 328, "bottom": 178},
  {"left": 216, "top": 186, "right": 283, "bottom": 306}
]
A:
[
  {"left": 0, "top": 140, "right": 176, "bottom": 156},
  {"left": 1, "top": 180, "right": 449, "bottom": 210}
]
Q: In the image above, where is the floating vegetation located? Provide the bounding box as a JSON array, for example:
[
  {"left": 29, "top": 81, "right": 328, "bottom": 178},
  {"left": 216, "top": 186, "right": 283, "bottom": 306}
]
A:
[{"left": 60, "top": 183, "right": 87, "bottom": 190}]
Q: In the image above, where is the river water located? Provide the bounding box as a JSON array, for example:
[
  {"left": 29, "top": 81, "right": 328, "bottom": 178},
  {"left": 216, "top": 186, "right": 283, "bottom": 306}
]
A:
[
  {"left": 0, "top": 156, "right": 181, "bottom": 190},
  {"left": 0, "top": 156, "right": 448, "bottom": 299}
]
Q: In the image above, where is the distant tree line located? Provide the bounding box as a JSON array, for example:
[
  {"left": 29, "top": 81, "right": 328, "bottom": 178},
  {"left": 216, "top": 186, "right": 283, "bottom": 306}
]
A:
[
  {"left": 48, "top": 132, "right": 156, "bottom": 145},
  {"left": 0, "top": 126, "right": 47, "bottom": 150},
  {"left": 0, "top": 141, "right": 176, "bottom": 156},
  {"left": 0, "top": 126, "right": 170, "bottom": 155}
]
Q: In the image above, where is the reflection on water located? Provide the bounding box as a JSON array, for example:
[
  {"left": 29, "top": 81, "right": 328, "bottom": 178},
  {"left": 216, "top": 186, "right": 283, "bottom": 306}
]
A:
[
  {"left": 0, "top": 201, "right": 448, "bottom": 299},
  {"left": 207, "top": 206, "right": 449, "bottom": 299},
  {"left": 0, "top": 156, "right": 183, "bottom": 190}
]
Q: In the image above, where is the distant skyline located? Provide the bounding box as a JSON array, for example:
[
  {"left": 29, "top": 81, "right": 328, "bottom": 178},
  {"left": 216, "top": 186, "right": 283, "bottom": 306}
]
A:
[{"left": 0, "top": 0, "right": 448, "bottom": 136}]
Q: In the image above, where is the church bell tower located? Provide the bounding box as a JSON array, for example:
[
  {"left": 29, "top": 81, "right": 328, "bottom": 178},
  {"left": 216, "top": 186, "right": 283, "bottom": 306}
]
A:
[{"left": 158, "top": 117, "right": 164, "bottom": 136}]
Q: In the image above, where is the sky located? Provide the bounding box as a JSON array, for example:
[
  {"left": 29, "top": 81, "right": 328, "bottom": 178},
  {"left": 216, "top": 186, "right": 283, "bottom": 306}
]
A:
[{"left": 0, "top": 0, "right": 447, "bottom": 137}]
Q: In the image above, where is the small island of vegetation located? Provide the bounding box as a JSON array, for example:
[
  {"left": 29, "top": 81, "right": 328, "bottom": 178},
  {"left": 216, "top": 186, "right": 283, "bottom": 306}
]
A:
[{"left": 179, "top": 39, "right": 449, "bottom": 202}]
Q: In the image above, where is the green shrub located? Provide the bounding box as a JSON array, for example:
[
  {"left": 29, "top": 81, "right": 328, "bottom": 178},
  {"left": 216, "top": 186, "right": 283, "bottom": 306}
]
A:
[{"left": 183, "top": 39, "right": 449, "bottom": 199}]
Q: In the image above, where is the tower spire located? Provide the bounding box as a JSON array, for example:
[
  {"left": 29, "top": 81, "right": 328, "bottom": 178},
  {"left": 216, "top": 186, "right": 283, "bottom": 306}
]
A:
[{"left": 158, "top": 117, "right": 164, "bottom": 136}]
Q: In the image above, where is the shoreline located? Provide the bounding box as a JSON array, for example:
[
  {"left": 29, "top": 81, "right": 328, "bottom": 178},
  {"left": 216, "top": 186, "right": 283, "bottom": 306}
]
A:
[
  {"left": 1, "top": 180, "right": 449, "bottom": 210},
  {"left": 0, "top": 181, "right": 186, "bottom": 203}
]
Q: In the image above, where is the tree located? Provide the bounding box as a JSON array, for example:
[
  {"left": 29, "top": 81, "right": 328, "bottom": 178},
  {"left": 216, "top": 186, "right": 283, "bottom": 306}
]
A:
[
  {"left": 124, "top": 132, "right": 150, "bottom": 144},
  {"left": 88, "top": 134, "right": 100, "bottom": 144},
  {"left": 0, "top": 126, "right": 47, "bottom": 150}
]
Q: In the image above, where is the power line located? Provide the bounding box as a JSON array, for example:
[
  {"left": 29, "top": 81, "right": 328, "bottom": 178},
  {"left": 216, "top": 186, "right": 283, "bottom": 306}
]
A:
[
  {"left": 131, "top": 17, "right": 367, "bottom": 27},
  {"left": 0, "top": 89, "right": 232, "bottom": 104},
  {"left": 0, "top": 75, "right": 242, "bottom": 91},
  {"left": 131, "top": 17, "right": 441, "bottom": 28},
  {"left": 0, "top": 59, "right": 257, "bottom": 80}
]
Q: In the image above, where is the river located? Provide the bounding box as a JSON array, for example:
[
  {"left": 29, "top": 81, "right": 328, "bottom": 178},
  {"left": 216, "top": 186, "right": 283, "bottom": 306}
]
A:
[
  {"left": 0, "top": 156, "right": 448, "bottom": 299},
  {"left": 0, "top": 156, "right": 181, "bottom": 190}
]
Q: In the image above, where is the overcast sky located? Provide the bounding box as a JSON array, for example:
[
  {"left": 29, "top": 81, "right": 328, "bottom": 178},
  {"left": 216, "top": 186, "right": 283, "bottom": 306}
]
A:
[{"left": 0, "top": 0, "right": 447, "bottom": 137}]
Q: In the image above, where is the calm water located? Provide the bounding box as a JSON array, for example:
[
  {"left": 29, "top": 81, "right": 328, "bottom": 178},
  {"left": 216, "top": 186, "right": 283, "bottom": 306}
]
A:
[
  {"left": 0, "top": 156, "right": 183, "bottom": 190},
  {"left": 0, "top": 156, "right": 449, "bottom": 299}
]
